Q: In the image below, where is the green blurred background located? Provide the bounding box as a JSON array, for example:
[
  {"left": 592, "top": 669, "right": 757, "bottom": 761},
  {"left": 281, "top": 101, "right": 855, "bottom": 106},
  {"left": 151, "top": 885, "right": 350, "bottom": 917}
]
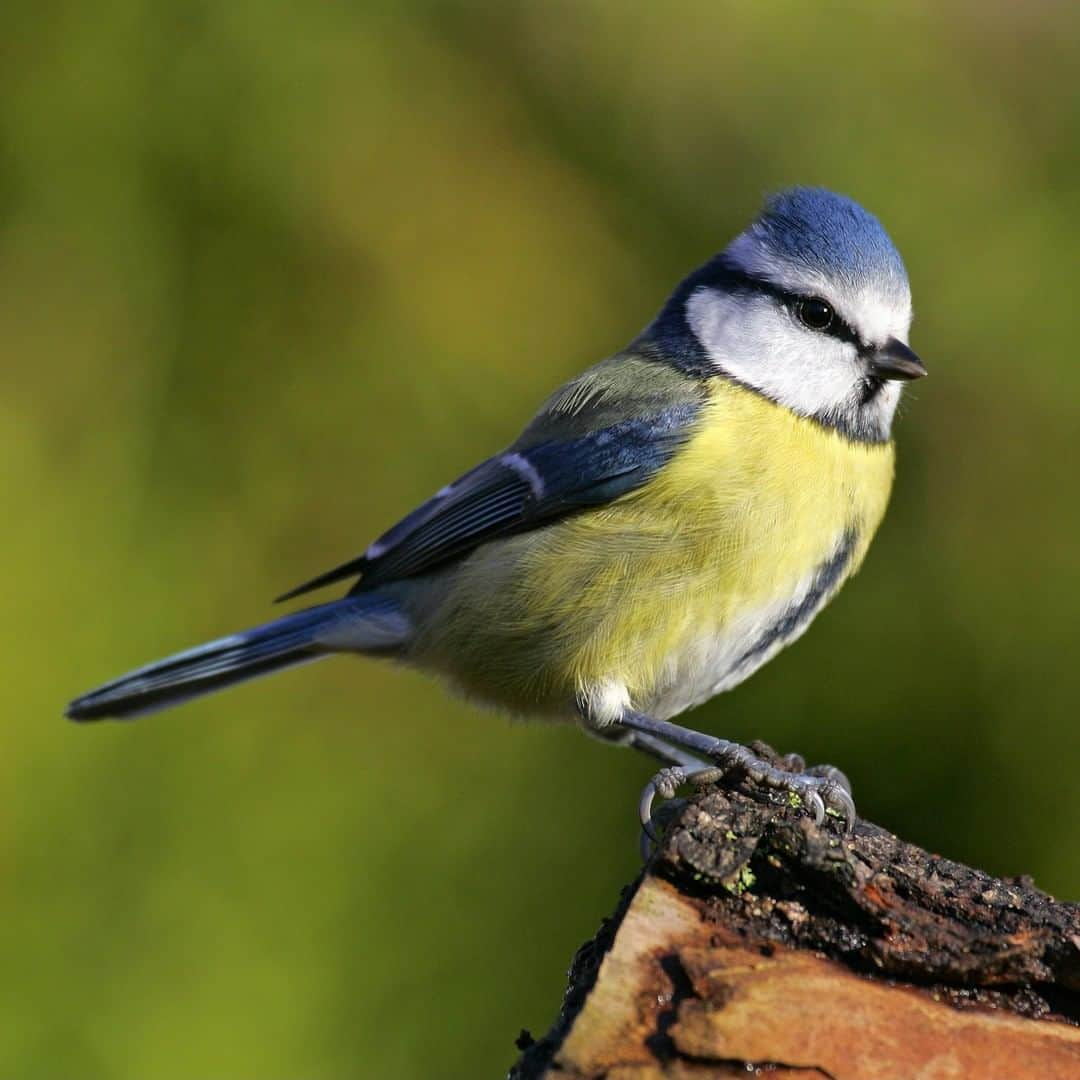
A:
[{"left": 5, "top": 2, "right": 1079, "bottom": 1076}]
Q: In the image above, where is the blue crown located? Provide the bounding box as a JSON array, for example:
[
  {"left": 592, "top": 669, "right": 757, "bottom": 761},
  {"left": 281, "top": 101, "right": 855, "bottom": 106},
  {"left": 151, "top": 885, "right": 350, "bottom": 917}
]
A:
[{"left": 754, "top": 188, "right": 908, "bottom": 292}]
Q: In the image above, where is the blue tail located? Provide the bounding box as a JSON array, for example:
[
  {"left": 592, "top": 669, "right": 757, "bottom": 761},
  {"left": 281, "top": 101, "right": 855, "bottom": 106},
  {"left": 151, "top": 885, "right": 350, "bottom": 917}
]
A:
[{"left": 66, "top": 595, "right": 409, "bottom": 722}]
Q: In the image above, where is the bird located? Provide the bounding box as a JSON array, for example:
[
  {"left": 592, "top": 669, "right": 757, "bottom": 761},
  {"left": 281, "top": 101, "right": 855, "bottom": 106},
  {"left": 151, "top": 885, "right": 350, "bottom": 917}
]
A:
[{"left": 66, "top": 187, "right": 925, "bottom": 831}]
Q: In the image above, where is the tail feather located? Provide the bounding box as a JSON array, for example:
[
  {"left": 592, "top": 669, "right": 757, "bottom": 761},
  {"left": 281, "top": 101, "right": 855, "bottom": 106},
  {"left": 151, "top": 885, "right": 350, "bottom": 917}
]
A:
[{"left": 66, "top": 595, "right": 409, "bottom": 722}]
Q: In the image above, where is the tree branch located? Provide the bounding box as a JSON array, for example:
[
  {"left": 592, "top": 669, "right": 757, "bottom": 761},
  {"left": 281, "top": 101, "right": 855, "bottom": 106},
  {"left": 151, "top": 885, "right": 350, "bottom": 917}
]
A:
[{"left": 510, "top": 744, "right": 1080, "bottom": 1079}]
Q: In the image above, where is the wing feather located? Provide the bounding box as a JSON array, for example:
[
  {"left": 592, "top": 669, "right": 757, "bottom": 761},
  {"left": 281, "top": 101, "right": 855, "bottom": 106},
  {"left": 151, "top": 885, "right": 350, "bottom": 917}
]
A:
[{"left": 276, "top": 376, "right": 702, "bottom": 600}]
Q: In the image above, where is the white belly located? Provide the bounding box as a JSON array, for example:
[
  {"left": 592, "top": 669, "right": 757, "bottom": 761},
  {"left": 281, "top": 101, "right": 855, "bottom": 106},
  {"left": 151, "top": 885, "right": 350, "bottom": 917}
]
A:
[{"left": 642, "top": 531, "right": 855, "bottom": 720}]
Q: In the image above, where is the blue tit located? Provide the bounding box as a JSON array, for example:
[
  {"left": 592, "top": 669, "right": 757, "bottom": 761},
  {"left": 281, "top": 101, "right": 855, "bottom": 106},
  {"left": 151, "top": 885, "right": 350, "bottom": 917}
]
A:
[{"left": 67, "top": 187, "right": 925, "bottom": 829}]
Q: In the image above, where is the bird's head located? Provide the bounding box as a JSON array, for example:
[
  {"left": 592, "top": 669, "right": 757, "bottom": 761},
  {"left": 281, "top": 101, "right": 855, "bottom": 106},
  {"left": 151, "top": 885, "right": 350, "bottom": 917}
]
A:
[{"left": 651, "top": 188, "right": 924, "bottom": 443}]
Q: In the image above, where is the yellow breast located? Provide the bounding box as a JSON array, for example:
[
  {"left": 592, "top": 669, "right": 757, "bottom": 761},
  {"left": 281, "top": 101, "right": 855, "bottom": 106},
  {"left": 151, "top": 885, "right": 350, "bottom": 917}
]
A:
[{"left": 415, "top": 381, "right": 895, "bottom": 720}]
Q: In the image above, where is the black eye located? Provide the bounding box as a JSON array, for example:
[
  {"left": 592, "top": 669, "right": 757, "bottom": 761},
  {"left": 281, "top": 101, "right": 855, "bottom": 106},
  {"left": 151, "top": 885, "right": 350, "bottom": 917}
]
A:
[{"left": 796, "top": 297, "right": 834, "bottom": 332}]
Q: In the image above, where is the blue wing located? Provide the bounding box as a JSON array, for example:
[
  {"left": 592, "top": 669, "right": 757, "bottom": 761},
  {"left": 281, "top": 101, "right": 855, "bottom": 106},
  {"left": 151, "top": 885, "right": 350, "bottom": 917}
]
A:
[{"left": 275, "top": 402, "right": 701, "bottom": 601}]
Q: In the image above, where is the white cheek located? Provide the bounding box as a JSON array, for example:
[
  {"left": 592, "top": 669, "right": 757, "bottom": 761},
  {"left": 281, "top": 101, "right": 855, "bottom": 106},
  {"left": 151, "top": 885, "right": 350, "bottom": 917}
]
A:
[
  {"left": 685, "top": 287, "right": 861, "bottom": 418},
  {"left": 874, "top": 380, "right": 903, "bottom": 428}
]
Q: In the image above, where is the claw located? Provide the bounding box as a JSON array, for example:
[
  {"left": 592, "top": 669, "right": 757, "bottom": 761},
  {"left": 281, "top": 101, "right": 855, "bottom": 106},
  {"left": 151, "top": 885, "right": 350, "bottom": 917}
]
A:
[
  {"left": 639, "top": 778, "right": 661, "bottom": 839},
  {"left": 639, "top": 766, "right": 687, "bottom": 835},
  {"left": 804, "top": 787, "right": 826, "bottom": 825},
  {"left": 639, "top": 824, "right": 654, "bottom": 863},
  {"left": 823, "top": 781, "right": 857, "bottom": 832},
  {"left": 638, "top": 765, "right": 727, "bottom": 859}
]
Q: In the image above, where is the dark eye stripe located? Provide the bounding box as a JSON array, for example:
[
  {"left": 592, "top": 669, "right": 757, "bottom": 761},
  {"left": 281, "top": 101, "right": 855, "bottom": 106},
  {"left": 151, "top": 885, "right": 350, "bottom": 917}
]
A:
[{"left": 709, "top": 259, "right": 863, "bottom": 349}]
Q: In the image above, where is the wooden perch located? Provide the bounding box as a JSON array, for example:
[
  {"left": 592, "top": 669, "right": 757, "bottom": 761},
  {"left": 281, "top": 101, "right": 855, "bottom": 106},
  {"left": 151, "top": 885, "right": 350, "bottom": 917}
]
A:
[{"left": 510, "top": 743, "right": 1080, "bottom": 1079}]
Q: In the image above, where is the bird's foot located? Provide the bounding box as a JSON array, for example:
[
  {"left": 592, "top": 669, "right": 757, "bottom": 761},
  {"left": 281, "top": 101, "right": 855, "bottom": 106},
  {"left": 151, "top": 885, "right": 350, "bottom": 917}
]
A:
[
  {"left": 638, "top": 740, "right": 856, "bottom": 845},
  {"left": 714, "top": 740, "right": 855, "bottom": 827}
]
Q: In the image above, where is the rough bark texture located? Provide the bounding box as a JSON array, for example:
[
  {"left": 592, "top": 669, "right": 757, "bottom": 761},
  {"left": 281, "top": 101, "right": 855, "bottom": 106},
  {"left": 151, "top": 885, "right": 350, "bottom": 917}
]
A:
[{"left": 510, "top": 748, "right": 1080, "bottom": 1080}]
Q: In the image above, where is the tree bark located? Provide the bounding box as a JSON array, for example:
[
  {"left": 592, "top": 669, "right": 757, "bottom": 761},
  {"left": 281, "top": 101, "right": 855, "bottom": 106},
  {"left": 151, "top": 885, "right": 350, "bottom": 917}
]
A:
[{"left": 509, "top": 744, "right": 1080, "bottom": 1080}]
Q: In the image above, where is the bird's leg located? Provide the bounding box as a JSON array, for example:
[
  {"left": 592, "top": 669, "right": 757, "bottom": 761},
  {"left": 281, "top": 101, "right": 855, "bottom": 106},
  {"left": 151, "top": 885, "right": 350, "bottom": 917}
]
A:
[
  {"left": 617, "top": 710, "right": 857, "bottom": 833},
  {"left": 590, "top": 724, "right": 707, "bottom": 769}
]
